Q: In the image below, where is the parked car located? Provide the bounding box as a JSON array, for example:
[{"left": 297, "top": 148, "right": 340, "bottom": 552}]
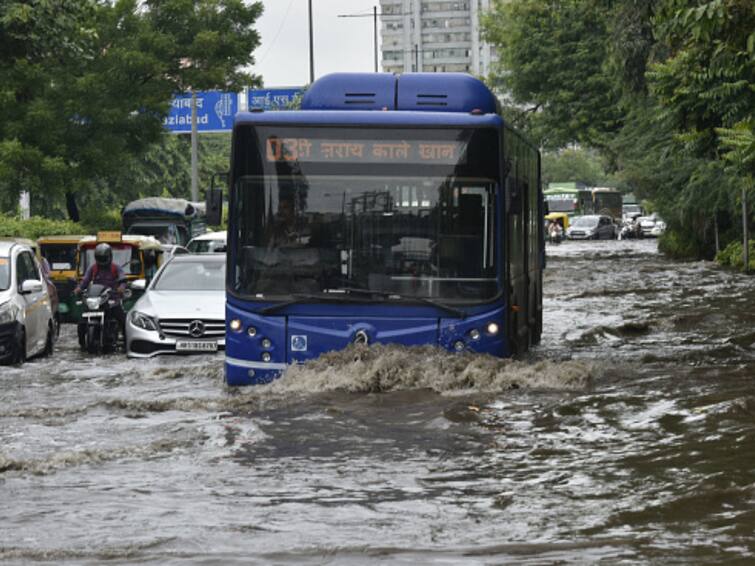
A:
[
  {"left": 0, "top": 241, "right": 56, "bottom": 364},
  {"left": 187, "top": 230, "right": 227, "bottom": 254},
  {"left": 565, "top": 215, "right": 616, "bottom": 240},
  {"left": 637, "top": 215, "right": 666, "bottom": 237},
  {"left": 650, "top": 217, "right": 666, "bottom": 237},
  {"left": 126, "top": 254, "right": 225, "bottom": 357}
]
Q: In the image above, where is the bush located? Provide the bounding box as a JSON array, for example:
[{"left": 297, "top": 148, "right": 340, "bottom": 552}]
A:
[
  {"left": 0, "top": 214, "right": 84, "bottom": 240},
  {"left": 79, "top": 205, "right": 122, "bottom": 231},
  {"left": 715, "top": 240, "right": 755, "bottom": 271},
  {"left": 0, "top": 204, "right": 130, "bottom": 241},
  {"left": 658, "top": 228, "right": 709, "bottom": 260}
]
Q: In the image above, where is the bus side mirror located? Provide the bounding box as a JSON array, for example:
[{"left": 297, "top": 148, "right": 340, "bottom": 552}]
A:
[{"left": 206, "top": 187, "right": 223, "bottom": 226}]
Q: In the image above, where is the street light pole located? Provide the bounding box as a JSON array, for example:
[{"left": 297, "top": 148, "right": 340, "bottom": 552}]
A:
[
  {"left": 308, "top": 0, "right": 314, "bottom": 83},
  {"left": 373, "top": 6, "right": 378, "bottom": 72},
  {"left": 190, "top": 91, "right": 198, "bottom": 202},
  {"left": 338, "top": 7, "right": 387, "bottom": 73}
]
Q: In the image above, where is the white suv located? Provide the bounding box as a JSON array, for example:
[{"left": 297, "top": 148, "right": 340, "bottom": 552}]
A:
[
  {"left": 187, "top": 230, "right": 227, "bottom": 254},
  {"left": 0, "top": 241, "right": 55, "bottom": 364}
]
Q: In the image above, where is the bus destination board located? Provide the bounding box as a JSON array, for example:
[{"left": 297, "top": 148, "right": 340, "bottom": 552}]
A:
[{"left": 265, "top": 138, "right": 467, "bottom": 165}]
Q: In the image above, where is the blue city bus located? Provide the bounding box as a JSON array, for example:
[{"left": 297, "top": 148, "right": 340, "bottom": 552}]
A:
[{"left": 212, "top": 73, "right": 543, "bottom": 385}]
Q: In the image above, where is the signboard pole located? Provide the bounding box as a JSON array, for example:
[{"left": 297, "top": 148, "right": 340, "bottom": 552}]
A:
[
  {"left": 308, "top": 0, "right": 315, "bottom": 83},
  {"left": 191, "top": 91, "right": 199, "bottom": 202},
  {"left": 373, "top": 6, "right": 378, "bottom": 73}
]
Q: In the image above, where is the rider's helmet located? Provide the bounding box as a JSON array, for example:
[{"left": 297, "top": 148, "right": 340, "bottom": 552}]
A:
[{"left": 94, "top": 243, "right": 112, "bottom": 268}]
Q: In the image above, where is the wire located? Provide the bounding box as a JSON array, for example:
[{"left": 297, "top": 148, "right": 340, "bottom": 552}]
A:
[{"left": 257, "top": 0, "right": 296, "bottom": 66}]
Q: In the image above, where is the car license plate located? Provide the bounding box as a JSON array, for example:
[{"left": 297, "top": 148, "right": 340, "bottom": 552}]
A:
[{"left": 175, "top": 340, "right": 218, "bottom": 352}]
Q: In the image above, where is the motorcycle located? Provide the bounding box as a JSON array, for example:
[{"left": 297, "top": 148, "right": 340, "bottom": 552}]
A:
[
  {"left": 618, "top": 220, "right": 641, "bottom": 240},
  {"left": 77, "top": 282, "right": 126, "bottom": 354},
  {"left": 548, "top": 225, "right": 564, "bottom": 244}
]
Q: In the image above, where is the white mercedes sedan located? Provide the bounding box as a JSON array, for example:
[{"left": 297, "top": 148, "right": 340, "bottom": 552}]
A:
[{"left": 126, "top": 254, "right": 225, "bottom": 357}]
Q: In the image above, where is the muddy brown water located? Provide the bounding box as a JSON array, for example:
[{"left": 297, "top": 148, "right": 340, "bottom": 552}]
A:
[{"left": 1, "top": 239, "right": 754, "bottom": 564}]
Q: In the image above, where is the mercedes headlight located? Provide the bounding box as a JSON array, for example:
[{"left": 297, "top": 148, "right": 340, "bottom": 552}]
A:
[
  {"left": 0, "top": 302, "right": 17, "bottom": 325},
  {"left": 130, "top": 310, "right": 158, "bottom": 331}
]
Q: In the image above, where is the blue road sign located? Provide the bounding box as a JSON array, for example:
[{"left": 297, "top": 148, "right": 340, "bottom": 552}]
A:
[
  {"left": 248, "top": 88, "right": 303, "bottom": 111},
  {"left": 164, "top": 91, "right": 237, "bottom": 133}
]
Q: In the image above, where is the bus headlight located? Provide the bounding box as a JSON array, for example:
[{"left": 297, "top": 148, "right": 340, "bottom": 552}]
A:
[
  {"left": 261, "top": 338, "right": 272, "bottom": 349},
  {"left": 230, "top": 319, "right": 242, "bottom": 332},
  {"left": 486, "top": 322, "right": 499, "bottom": 336},
  {"left": 247, "top": 326, "right": 257, "bottom": 337},
  {"left": 469, "top": 329, "right": 481, "bottom": 340},
  {"left": 261, "top": 352, "right": 272, "bottom": 362},
  {"left": 453, "top": 340, "right": 465, "bottom": 352}
]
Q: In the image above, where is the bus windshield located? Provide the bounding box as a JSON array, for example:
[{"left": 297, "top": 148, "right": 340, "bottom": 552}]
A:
[
  {"left": 230, "top": 125, "right": 501, "bottom": 303},
  {"left": 233, "top": 175, "right": 498, "bottom": 301}
]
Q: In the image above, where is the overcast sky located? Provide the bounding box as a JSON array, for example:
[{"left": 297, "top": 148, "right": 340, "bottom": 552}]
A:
[{"left": 252, "top": 0, "right": 381, "bottom": 87}]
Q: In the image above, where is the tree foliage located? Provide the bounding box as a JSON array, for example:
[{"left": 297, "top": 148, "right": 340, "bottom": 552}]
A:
[
  {"left": 482, "top": 0, "right": 755, "bottom": 259},
  {"left": 0, "top": 0, "right": 262, "bottom": 215},
  {"left": 482, "top": 0, "right": 623, "bottom": 150},
  {"left": 542, "top": 147, "right": 619, "bottom": 188}
]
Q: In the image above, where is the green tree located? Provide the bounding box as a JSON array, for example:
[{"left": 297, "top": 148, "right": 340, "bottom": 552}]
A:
[
  {"left": 542, "top": 147, "right": 618, "bottom": 188},
  {"left": 0, "top": 0, "right": 262, "bottom": 217},
  {"left": 482, "top": 0, "right": 754, "bottom": 259},
  {"left": 482, "top": 0, "right": 622, "bottom": 151}
]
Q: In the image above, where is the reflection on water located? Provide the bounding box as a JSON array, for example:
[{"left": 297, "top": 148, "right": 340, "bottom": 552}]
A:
[{"left": 1, "top": 239, "right": 754, "bottom": 564}]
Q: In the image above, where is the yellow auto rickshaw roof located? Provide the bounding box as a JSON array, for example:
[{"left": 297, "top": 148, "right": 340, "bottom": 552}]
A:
[
  {"left": 78, "top": 234, "right": 163, "bottom": 250},
  {"left": 37, "top": 235, "right": 91, "bottom": 245}
]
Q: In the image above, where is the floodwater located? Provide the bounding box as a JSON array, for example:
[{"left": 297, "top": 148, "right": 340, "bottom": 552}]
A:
[{"left": 2, "top": 239, "right": 754, "bottom": 564}]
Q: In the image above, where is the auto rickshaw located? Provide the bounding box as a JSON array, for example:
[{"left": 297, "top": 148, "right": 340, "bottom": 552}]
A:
[
  {"left": 545, "top": 212, "right": 570, "bottom": 231},
  {"left": 37, "top": 235, "right": 90, "bottom": 322},
  {"left": 68, "top": 232, "right": 164, "bottom": 321},
  {"left": 544, "top": 212, "right": 570, "bottom": 243}
]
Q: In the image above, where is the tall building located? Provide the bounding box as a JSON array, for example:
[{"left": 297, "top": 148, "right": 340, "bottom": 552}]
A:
[{"left": 380, "top": 0, "right": 497, "bottom": 75}]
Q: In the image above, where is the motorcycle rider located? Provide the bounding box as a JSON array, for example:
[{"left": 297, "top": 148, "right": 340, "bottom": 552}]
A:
[
  {"left": 74, "top": 243, "right": 127, "bottom": 344},
  {"left": 548, "top": 219, "right": 564, "bottom": 243}
]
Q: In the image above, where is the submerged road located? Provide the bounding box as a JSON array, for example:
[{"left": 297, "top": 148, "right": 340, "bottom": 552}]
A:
[{"left": 2, "top": 239, "right": 754, "bottom": 564}]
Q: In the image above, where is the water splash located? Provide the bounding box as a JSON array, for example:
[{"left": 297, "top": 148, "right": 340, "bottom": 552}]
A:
[
  {"left": 0, "top": 433, "right": 200, "bottom": 476},
  {"left": 262, "top": 344, "right": 595, "bottom": 395}
]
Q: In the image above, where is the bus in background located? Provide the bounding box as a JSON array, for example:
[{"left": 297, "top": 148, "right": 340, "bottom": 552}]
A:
[
  {"left": 544, "top": 182, "right": 588, "bottom": 215},
  {"left": 546, "top": 184, "right": 622, "bottom": 222},
  {"left": 210, "top": 73, "right": 544, "bottom": 385},
  {"left": 589, "top": 187, "right": 623, "bottom": 222}
]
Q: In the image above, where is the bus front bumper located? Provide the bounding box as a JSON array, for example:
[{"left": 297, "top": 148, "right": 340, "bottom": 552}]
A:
[{"left": 224, "top": 304, "right": 508, "bottom": 386}]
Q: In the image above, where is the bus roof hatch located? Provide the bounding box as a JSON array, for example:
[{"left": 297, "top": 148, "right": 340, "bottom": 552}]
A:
[
  {"left": 301, "top": 73, "right": 498, "bottom": 114},
  {"left": 301, "top": 73, "right": 396, "bottom": 111}
]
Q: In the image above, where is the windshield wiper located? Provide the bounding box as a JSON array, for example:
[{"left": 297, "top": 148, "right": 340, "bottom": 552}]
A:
[
  {"left": 258, "top": 293, "right": 373, "bottom": 315},
  {"left": 258, "top": 288, "right": 467, "bottom": 318},
  {"left": 337, "top": 287, "right": 467, "bottom": 319}
]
